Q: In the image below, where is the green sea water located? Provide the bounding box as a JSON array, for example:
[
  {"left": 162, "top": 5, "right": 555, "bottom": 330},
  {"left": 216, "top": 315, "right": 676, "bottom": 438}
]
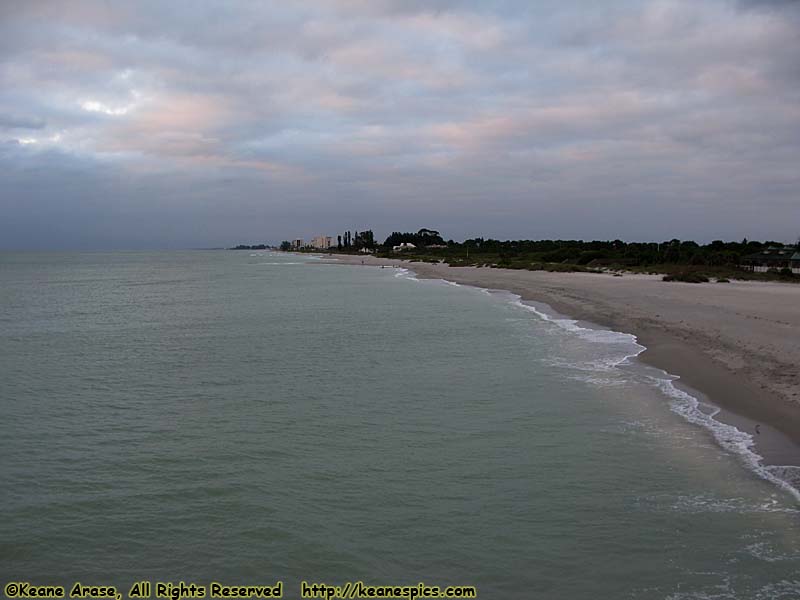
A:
[{"left": 1, "top": 250, "right": 798, "bottom": 599}]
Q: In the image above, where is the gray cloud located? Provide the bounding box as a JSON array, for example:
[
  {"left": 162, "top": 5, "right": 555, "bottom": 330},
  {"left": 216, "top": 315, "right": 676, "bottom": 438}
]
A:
[
  {"left": 1, "top": 0, "right": 799, "bottom": 249},
  {"left": 0, "top": 114, "right": 46, "bottom": 129}
]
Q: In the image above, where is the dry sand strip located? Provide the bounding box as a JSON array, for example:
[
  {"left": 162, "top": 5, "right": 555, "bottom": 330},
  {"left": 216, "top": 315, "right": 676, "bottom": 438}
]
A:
[{"left": 328, "top": 254, "right": 800, "bottom": 464}]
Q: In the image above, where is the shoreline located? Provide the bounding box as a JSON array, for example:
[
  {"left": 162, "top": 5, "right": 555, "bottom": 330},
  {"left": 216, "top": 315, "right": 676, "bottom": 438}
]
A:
[{"left": 326, "top": 254, "right": 800, "bottom": 474}]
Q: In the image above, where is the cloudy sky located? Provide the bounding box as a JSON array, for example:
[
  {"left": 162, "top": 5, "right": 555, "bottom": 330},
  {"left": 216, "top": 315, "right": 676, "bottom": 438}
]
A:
[{"left": 1, "top": 0, "right": 798, "bottom": 249}]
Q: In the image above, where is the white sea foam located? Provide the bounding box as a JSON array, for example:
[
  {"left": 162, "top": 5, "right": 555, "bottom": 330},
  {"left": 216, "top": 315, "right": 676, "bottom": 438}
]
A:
[
  {"left": 567, "top": 373, "right": 629, "bottom": 387},
  {"left": 393, "top": 267, "right": 418, "bottom": 280},
  {"left": 664, "top": 578, "right": 800, "bottom": 600},
  {"left": 392, "top": 266, "right": 800, "bottom": 503},
  {"left": 510, "top": 296, "right": 642, "bottom": 351},
  {"left": 635, "top": 493, "right": 799, "bottom": 515},
  {"left": 392, "top": 266, "right": 470, "bottom": 287},
  {"left": 744, "top": 541, "right": 800, "bottom": 562},
  {"left": 749, "top": 581, "right": 800, "bottom": 600},
  {"left": 510, "top": 292, "right": 800, "bottom": 503},
  {"left": 655, "top": 377, "right": 800, "bottom": 502},
  {"left": 543, "top": 355, "right": 636, "bottom": 373}
]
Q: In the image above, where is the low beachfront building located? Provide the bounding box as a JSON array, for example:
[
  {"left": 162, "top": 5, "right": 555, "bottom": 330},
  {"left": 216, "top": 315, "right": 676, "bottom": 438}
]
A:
[
  {"left": 392, "top": 242, "right": 417, "bottom": 252},
  {"left": 740, "top": 246, "right": 800, "bottom": 273},
  {"left": 292, "top": 239, "right": 305, "bottom": 250}
]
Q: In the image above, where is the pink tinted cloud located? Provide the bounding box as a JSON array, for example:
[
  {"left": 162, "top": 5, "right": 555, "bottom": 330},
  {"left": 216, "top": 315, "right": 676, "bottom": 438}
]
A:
[
  {"left": 424, "top": 91, "right": 671, "bottom": 153},
  {"left": 98, "top": 93, "right": 232, "bottom": 157},
  {"left": 91, "top": 91, "right": 309, "bottom": 179}
]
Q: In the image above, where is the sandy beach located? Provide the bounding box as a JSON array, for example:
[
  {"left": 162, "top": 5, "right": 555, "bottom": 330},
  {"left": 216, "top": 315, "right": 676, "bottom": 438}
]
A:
[{"left": 331, "top": 254, "right": 800, "bottom": 464}]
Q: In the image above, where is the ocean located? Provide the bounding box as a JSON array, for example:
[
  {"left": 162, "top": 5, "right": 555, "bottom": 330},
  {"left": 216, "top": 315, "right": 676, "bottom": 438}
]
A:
[{"left": 1, "top": 250, "right": 798, "bottom": 599}]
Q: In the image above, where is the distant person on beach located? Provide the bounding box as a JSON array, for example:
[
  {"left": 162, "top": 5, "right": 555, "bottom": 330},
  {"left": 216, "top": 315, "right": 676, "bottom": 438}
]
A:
[{"left": 755, "top": 424, "right": 761, "bottom": 435}]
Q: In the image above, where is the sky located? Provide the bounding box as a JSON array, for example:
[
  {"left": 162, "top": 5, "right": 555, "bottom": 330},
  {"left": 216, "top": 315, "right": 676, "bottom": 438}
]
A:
[{"left": 1, "top": 0, "right": 798, "bottom": 249}]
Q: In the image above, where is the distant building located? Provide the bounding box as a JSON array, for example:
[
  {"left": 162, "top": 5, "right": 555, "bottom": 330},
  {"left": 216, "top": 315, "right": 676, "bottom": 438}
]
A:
[
  {"left": 740, "top": 246, "right": 800, "bottom": 273},
  {"left": 292, "top": 239, "right": 305, "bottom": 250},
  {"left": 311, "top": 235, "right": 333, "bottom": 249},
  {"left": 393, "top": 242, "right": 416, "bottom": 252}
]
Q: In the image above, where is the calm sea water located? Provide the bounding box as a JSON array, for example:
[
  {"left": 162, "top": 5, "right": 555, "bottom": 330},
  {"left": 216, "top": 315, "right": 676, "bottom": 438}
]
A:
[{"left": 1, "top": 250, "right": 799, "bottom": 599}]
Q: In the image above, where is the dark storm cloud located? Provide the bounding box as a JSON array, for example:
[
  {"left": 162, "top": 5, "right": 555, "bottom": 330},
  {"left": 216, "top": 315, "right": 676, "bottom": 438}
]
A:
[{"left": 1, "top": 0, "right": 799, "bottom": 249}]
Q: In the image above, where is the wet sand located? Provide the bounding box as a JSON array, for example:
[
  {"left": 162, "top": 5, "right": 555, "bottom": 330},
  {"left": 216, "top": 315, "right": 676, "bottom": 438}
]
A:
[{"left": 330, "top": 254, "right": 800, "bottom": 465}]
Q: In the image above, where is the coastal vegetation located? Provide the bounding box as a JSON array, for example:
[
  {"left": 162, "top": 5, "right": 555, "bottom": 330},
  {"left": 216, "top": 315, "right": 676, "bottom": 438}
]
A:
[
  {"left": 231, "top": 243, "right": 270, "bottom": 250},
  {"left": 235, "top": 228, "right": 798, "bottom": 282},
  {"left": 662, "top": 272, "right": 710, "bottom": 283},
  {"left": 362, "top": 231, "right": 798, "bottom": 282}
]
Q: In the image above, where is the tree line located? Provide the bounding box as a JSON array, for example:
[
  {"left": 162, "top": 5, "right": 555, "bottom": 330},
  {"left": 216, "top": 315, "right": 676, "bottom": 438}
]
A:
[{"left": 272, "top": 227, "right": 794, "bottom": 269}]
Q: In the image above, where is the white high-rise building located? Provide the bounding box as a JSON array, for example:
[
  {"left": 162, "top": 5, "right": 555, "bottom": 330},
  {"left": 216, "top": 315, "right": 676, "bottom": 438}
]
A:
[{"left": 311, "top": 235, "right": 333, "bottom": 249}]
